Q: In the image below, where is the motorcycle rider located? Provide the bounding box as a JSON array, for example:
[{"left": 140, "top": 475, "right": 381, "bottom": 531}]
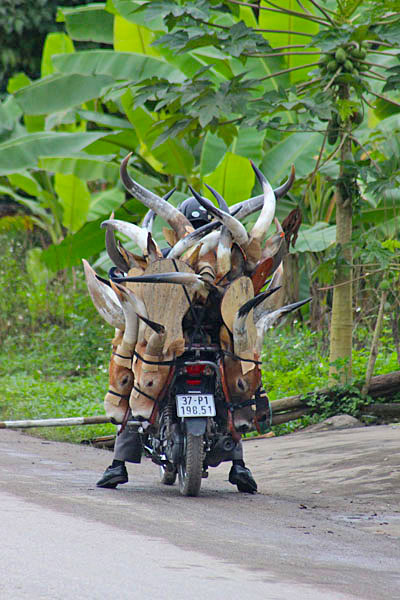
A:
[{"left": 96, "top": 197, "right": 270, "bottom": 493}]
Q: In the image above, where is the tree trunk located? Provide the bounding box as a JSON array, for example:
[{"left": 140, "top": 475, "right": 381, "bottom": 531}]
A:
[{"left": 329, "top": 136, "right": 353, "bottom": 384}]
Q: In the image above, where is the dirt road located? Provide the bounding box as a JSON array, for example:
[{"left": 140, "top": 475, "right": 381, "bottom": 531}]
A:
[{"left": 0, "top": 425, "right": 399, "bottom": 599}]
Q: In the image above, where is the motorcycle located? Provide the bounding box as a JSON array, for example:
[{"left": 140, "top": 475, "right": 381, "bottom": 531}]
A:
[{"left": 125, "top": 339, "right": 258, "bottom": 497}]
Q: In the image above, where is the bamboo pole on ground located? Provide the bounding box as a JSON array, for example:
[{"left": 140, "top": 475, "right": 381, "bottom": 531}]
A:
[{"left": 0, "top": 416, "right": 111, "bottom": 429}]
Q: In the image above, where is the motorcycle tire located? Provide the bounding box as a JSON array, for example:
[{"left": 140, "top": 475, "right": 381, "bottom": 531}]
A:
[
  {"left": 178, "top": 432, "right": 204, "bottom": 497},
  {"left": 159, "top": 465, "right": 177, "bottom": 486}
]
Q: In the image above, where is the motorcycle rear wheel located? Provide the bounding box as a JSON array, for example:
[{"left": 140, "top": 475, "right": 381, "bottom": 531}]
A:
[{"left": 178, "top": 432, "right": 204, "bottom": 497}]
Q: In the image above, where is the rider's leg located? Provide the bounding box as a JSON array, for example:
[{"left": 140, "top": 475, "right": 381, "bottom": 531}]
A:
[
  {"left": 229, "top": 440, "right": 257, "bottom": 493},
  {"left": 96, "top": 413, "right": 142, "bottom": 488}
]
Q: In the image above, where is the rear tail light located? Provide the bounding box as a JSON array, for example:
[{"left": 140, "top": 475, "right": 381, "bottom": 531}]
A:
[
  {"left": 185, "top": 364, "right": 205, "bottom": 386},
  {"left": 186, "top": 364, "right": 206, "bottom": 375}
]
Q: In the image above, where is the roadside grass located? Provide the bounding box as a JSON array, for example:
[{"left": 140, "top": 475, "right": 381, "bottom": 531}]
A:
[
  {"left": 0, "top": 322, "right": 115, "bottom": 444},
  {"left": 0, "top": 232, "right": 115, "bottom": 443},
  {"left": 263, "top": 321, "right": 399, "bottom": 434}
]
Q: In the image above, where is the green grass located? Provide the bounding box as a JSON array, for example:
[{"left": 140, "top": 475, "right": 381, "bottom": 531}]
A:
[
  {"left": 262, "top": 321, "right": 399, "bottom": 434},
  {"left": 0, "top": 324, "right": 115, "bottom": 443},
  {"left": 0, "top": 231, "right": 116, "bottom": 443},
  {"left": 262, "top": 322, "right": 399, "bottom": 402}
]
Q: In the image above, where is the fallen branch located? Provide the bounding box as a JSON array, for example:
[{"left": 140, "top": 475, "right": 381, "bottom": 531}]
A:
[
  {"left": 360, "top": 403, "right": 400, "bottom": 417},
  {"left": 271, "top": 408, "right": 312, "bottom": 425}
]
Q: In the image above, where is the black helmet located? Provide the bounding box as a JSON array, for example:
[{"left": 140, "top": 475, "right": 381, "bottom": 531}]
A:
[{"left": 177, "top": 196, "right": 212, "bottom": 230}]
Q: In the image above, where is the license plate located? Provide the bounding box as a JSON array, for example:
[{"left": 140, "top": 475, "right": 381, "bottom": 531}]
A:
[{"left": 176, "top": 394, "right": 216, "bottom": 417}]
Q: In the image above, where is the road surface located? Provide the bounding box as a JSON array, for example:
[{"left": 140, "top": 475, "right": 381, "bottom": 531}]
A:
[{"left": 0, "top": 425, "right": 399, "bottom": 599}]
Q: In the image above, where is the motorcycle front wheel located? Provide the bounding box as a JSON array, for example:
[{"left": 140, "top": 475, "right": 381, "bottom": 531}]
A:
[{"left": 178, "top": 432, "right": 204, "bottom": 497}]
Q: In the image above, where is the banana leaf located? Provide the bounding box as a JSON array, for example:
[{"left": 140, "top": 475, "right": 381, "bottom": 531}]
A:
[{"left": 0, "top": 131, "right": 110, "bottom": 176}]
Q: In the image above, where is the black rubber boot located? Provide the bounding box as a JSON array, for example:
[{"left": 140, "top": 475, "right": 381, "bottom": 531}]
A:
[
  {"left": 96, "top": 464, "right": 128, "bottom": 488},
  {"left": 229, "top": 464, "right": 257, "bottom": 494}
]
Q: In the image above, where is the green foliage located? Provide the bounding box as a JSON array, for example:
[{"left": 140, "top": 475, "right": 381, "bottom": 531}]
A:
[
  {"left": 0, "top": 373, "right": 113, "bottom": 443},
  {"left": 305, "top": 385, "right": 372, "bottom": 420},
  {"left": 0, "top": 231, "right": 109, "bottom": 341},
  {"left": 263, "top": 322, "right": 398, "bottom": 435},
  {"left": 0, "top": 0, "right": 94, "bottom": 94},
  {"left": 0, "top": 230, "right": 114, "bottom": 442}
]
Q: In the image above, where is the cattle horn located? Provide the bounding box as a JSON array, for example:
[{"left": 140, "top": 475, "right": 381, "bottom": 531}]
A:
[
  {"left": 101, "top": 219, "right": 149, "bottom": 255},
  {"left": 120, "top": 154, "right": 193, "bottom": 239},
  {"left": 110, "top": 282, "right": 140, "bottom": 347},
  {"left": 255, "top": 297, "right": 312, "bottom": 353},
  {"left": 233, "top": 288, "right": 280, "bottom": 351},
  {"left": 204, "top": 183, "right": 230, "bottom": 213},
  {"left": 188, "top": 186, "right": 249, "bottom": 248},
  {"left": 231, "top": 164, "right": 295, "bottom": 220},
  {"left": 142, "top": 187, "right": 176, "bottom": 233},
  {"left": 203, "top": 184, "right": 233, "bottom": 277},
  {"left": 137, "top": 313, "right": 165, "bottom": 335},
  {"left": 118, "top": 271, "right": 213, "bottom": 293},
  {"left": 248, "top": 161, "right": 276, "bottom": 243},
  {"left": 105, "top": 225, "right": 130, "bottom": 273},
  {"left": 168, "top": 220, "right": 220, "bottom": 259},
  {"left": 82, "top": 259, "right": 125, "bottom": 330},
  {"left": 137, "top": 314, "right": 166, "bottom": 357}
]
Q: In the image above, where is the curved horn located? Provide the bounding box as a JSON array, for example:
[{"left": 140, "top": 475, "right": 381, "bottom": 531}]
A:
[
  {"left": 101, "top": 219, "right": 148, "bottom": 254},
  {"left": 137, "top": 314, "right": 166, "bottom": 356},
  {"left": 168, "top": 220, "right": 220, "bottom": 259},
  {"left": 142, "top": 187, "right": 176, "bottom": 233},
  {"left": 137, "top": 314, "right": 165, "bottom": 335},
  {"left": 255, "top": 297, "right": 311, "bottom": 353},
  {"left": 231, "top": 164, "right": 295, "bottom": 220},
  {"left": 82, "top": 259, "right": 125, "bottom": 329},
  {"left": 111, "top": 281, "right": 147, "bottom": 318},
  {"left": 110, "top": 282, "right": 139, "bottom": 347},
  {"left": 274, "top": 164, "right": 296, "bottom": 198},
  {"left": 203, "top": 185, "right": 232, "bottom": 276},
  {"left": 233, "top": 288, "right": 280, "bottom": 351},
  {"left": 198, "top": 230, "right": 220, "bottom": 257},
  {"left": 216, "top": 226, "right": 232, "bottom": 278},
  {"left": 105, "top": 225, "right": 130, "bottom": 273},
  {"left": 188, "top": 186, "right": 248, "bottom": 247},
  {"left": 115, "top": 271, "right": 213, "bottom": 295},
  {"left": 249, "top": 161, "right": 276, "bottom": 243},
  {"left": 121, "top": 154, "right": 192, "bottom": 239},
  {"left": 204, "top": 183, "right": 230, "bottom": 213},
  {"left": 145, "top": 329, "right": 166, "bottom": 357}
]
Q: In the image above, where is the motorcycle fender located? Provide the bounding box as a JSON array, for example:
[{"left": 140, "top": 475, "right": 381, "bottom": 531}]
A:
[{"left": 185, "top": 418, "right": 207, "bottom": 436}]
